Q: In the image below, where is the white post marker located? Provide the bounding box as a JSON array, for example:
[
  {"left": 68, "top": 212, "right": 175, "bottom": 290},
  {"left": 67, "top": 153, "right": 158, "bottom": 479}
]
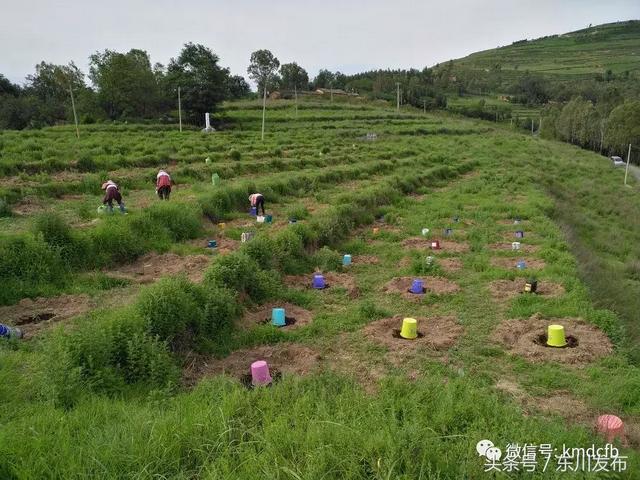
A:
[
  {"left": 69, "top": 84, "right": 79, "bottom": 139},
  {"left": 261, "top": 84, "right": 267, "bottom": 141},
  {"left": 178, "top": 86, "right": 182, "bottom": 132},
  {"left": 624, "top": 143, "right": 632, "bottom": 186}
]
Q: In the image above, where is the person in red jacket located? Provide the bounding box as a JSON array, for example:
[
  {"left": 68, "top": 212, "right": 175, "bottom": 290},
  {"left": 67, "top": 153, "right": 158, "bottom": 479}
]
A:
[
  {"left": 156, "top": 169, "right": 172, "bottom": 200},
  {"left": 101, "top": 180, "right": 126, "bottom": 213}
]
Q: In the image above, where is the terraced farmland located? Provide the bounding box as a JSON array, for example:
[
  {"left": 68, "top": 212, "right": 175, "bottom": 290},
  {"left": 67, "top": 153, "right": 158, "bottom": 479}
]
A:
[{"left": 0, "top": 98, "right": 639, "bottom": 478}]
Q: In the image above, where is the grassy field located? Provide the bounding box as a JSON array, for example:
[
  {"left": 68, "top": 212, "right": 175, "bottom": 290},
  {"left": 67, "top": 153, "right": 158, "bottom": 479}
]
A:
[
  {"left": 453, "top": 20, "right": 640, "bottom": 79},
  {"left": 1, "top": 97, "right": 640, "bottom": 478}
]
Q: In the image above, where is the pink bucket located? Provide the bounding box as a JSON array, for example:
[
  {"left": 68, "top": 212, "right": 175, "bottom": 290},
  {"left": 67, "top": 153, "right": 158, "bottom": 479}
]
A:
[{"left": 251, "top": 360, "right": 272, "bottom": 386}]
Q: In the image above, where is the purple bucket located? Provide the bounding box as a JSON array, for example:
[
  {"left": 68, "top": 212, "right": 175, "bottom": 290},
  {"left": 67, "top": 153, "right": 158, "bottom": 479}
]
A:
[
  {"left": 251, "top": 360, "right": 272, "bottom": 386},
  {"left": 249, "top": 207, "right": 257, "bottom": 216},
  {"left": 515, "top": 231, "right": 524, "bottom": 238},
  {"left": 410, "top": 279, "right": 424, "bottom": 294},
  {"left": 312, "top": 274, "right": 326, "bottom": 289},
  {"left": 0, "top": 323, "right": 22, "bottom": 339}
]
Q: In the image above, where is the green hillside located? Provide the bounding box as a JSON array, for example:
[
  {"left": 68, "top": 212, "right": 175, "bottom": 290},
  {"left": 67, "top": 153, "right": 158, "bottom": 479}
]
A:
[{"left": 453, "top": 20, "right": 640, "bottom": 79}]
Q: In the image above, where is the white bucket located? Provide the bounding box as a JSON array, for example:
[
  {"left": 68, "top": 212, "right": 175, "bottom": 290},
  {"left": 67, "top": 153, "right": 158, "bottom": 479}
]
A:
[
  {"left": 421, "top": 228, "right": 430, "bottom": 236},
  {"left": 512, "top": 242, "right": 521, "bottom": 251}
]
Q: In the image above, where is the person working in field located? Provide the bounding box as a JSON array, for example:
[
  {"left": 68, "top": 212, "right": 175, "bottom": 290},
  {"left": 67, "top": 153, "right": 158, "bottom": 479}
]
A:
[
  {"left": 156, "top": 169, "right": 173, "bottom": 200},
  {"left": 101, "top": 180, "right": 126, "bottom": 213},
  {"left": 249, "top": 193, "right": 266, "bottom": 215}
]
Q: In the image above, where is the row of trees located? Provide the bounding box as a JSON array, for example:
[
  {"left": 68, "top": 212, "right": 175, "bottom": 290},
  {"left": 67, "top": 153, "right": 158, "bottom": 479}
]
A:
[{"left": 0, "top": 43, "right": 251, "bottom": 129}]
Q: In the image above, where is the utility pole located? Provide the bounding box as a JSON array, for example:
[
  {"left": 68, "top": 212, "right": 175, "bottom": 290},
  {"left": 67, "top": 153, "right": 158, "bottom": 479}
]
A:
[
  {"left": 178, "top": 86, "right": 182, "bottom": 132},
  {"left": 68, "top": 83, "right": 79, "bottom": 139},
  {"left": 396, "top": 82, "right": 400, "bottom": 111},
  {"left": 531, "top": 119, "right": 534, "bottom": 136},
  {"left": 294, "top": 84, "right": 298, "bottom": 119},
  {"left": 624, "top": 143, "right": 632, "bottom": 186},
  {"left": 261, "top": 82, "right": 267, "bottom": 141},
  {"left": 539, "top": 116, "right": 542, "bottom": 133},
  {"left": 330, "top": 82, "right": 333, "bottom": 102}
]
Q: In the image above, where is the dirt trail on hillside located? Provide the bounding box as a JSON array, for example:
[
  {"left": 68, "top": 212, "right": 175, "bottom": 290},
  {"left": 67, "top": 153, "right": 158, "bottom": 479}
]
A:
[{"left": 105, "top": 253, "right": 212, "bottom": 284}]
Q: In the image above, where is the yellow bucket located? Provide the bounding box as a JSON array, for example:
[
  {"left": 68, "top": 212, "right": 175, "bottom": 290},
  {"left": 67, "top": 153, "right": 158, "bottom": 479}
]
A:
[
  {"left": 219, "top": 222, "right": 226, "bottom": 229},
  {"left": 546, "top": 324, "right": 567, "bottom": 347},
  {"left": 400, "top": 318, "right": 418, "bottom": 340}
]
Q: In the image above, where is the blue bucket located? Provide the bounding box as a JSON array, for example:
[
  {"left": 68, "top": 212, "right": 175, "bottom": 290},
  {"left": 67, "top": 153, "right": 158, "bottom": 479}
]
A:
[
  {"left": 271, "top": 308, "right": 286, "bottom": 327},
  {"left": 249, "top": 207, "right": 257, "bottom": 216},
  {"left": 208, "top": 240, "right": 218, "bottom": 248},
  {"left": 410, "top": 279, "right": 424, "bottom": 294},
  {"left": 516, "top": 260, "right": 527, "bottom": 269},
  {"left": 312, "top": 274, "right": 326, "bottom": 289},
  {"left": 343, "top": 254, "right": 352, "bottom": 266},
  {"left": 0, "top": 323, "right": 22, "bottom": 339}
]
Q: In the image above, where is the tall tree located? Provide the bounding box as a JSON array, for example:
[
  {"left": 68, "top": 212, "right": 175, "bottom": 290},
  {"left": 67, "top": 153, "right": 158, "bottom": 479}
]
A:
[
  {"left": 89, "top": 49, "right": 161, "bottom": 119},
  {"left": 25, "top": 62, "right": 86, "bottom": 123},
  {"left": 279, "top": 63, "right": 309, "bottom": 91},
  {"left": 226, "top": 75, "right": 251, "bottom": 99},
  {"left": 313, "top": 69, "right": 336, "bottom": 89},
  {"left": 247, "top": 49, "right": 280, "bottom": 95},
  {"left": 605, "top": 101, "right": 640, "bottom": 156},
  {"left": 165, "top": 43, "right": 230, "bottom": 123}
]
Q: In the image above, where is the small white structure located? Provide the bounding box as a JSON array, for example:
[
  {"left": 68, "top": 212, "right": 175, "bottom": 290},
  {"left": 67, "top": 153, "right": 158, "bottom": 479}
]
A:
[{"left": 202, "top": 113, "right": 215, "bottom": 133}]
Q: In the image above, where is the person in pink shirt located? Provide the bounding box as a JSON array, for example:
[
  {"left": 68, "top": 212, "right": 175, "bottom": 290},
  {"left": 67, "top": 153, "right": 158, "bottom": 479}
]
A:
[
  {"left": 101, "top": 180, "right": 126, "bottom": 213},
  {"left": 248, "top": 193, "right": 265, "bottom": 215}
]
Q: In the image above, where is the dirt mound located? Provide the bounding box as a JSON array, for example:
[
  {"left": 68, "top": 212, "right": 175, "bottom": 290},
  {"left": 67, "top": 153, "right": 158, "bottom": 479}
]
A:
[
  {"left": 383, "top": 276, "right": 460, "bottom": 300},
  {"left": 106, "top": 253, "right": 211, "bottom": 284},
  {"left": 183, "top": 343, "right": 320, "bottom": 386},
  {"left": 351, "top": 255, "right": 379, "bottom": 265},
  {"left": 439, "top": 257, "right": 463, "bottom": 272},
  {"left": 189, "top": 237, "right": 239, "bottom": 255},
  {"left": 488, "top": 242, "right": 539, "bottom": 253},
  {"left": 401, "top": 237, "right": 470, "bottom": 253},
  {"left": 239, "top": 302, "right": 314, "bottom": 331},
  {"left": 11, "top": 196, "right": 46, "bottom": 216},
  {"left": 362, "top": 315, "right": 463, "bottom": 364},
  {"left": 284, "top": 271, "right": 359, "bottom": 298},
  {"left": 0, "top": 294, "right": 93, "bottom": 338},
  {"left": 490, "top": 257, "right": 546, "bottom": 270},
  {"left": 488, "top": 279, "right": 565, "bottom": 302},
  {"left": 494, "top": 314, "right": 613, "bottom": 366}
]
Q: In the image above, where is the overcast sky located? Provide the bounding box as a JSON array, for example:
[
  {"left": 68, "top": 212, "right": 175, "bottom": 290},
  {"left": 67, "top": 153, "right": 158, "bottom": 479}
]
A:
[{"left": 1, "top": 0, "right": 639, "bottom": 86}]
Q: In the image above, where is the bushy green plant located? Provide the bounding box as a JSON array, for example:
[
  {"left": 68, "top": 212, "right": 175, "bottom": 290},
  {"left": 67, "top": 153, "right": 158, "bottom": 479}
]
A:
[
  {"left": 76, "top": 154, "right": 98, "bottom": 172},
  {"left": 202, "top": 286, "right": 241, "bottom": 336},
  {"left": 310, "top": 246, "right": 342, "bottom": 272},
  {"left": 33, "top": 213, "right": 90, "bottom": 268},
  {"left": 204, "top": 252, "right": 276, "bottom": 302},
  {"left": 143, "top": 202, "right": 202, "bottom": 241},
  {"left": 228, "top": 149, "right": 241, "bottom": 161},
  {"left": 135, "top": 277, "right": 206, "bottom": 348},
  {"left": 90, "top": 217, "right": 146, "bottom": 266},
  {"left": 0, "top": 198, "right": 11, "bottom": 217}
]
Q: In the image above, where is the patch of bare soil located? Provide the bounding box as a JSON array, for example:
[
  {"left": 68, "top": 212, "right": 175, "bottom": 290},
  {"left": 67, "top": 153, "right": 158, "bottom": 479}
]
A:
[
  {"left": 488, "top": 279, "right": 565, "bottom": 302},
  {"left": 494, "top": 314, "right": 613, "bottom": 366},
  {"left": 383, "top": 276, "right": 460, "bottom": 301},
  {"left": 183, "top": 343, "right": 320, "bottom": 386},
  {"left": 189, "top": 237, "right": 240, "bottom": 255},
  {"left": 439, "top": 257, "right": 463, "bottom": 272},
  {"left": 106, "top": 253, "right": 212, "bottom": 284},
  {"left": 488, "top": 242, "right": 540, "bottom": 253},
  {"left": 362, "top": 315, "right": 463, "bottom": 364},
  {"left": 495, "top": 379, "right": 591, "bottom": 421},
  {"left": 498, "top": 219, "right": 529, "bottom": 226},
  {"left": 401, "top": 237, "right": 470, "bottom": 253},
  {"left": 284, "top": 272, "right": 359, "bottom": 298},
  {"left": 351, "top": 255, "right": 379, "bottom": 265},
  {"left": 239, "top": 302, "right": 313, "bottom": 331},
  {"left": 490, "top": 257, "right": 546, "bottom": 270},
  {"left": 0, "top": 294, "right": 93, "bottom": 338},
  {"left": 11, "top": 196, "right": 46, "bottom": 216}
]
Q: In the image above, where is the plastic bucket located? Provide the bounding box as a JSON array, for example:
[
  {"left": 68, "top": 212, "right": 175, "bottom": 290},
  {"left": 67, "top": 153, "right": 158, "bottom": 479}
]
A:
[
  {"left": 430, "top": 240, "right": 440, "bottom": 250},
  {"left": 512, "top": 241, "right": 521, "bottom": 250},
  {"left": 249, "top": 207, "right": 257, "bottom": 216},
  {"left": 342, "top": 254, "right": 352, "bottom": 266},
  {"left": 410, "top": 279, "right": 424, "bottom": 294},
  {"left": 265, "top": 214, "right": 273, "bottom": 223},
  {"left": 597, "top": 415, "right": 624, "bottom": 443},
  {"left": 546, "top": 324, "right": 567, "bottom": 347},
  {"left": 421, "top": 228, "right": 430, "bottom": 236},
  {"left": 271, "top": 308, "right": 286, "bottom": 327},
  {"left": 515, "top": 231, "right": 524, "bottom": 238},
  {"left": 516, "top": 260, "right": 526, "bottom": 269},
  {"left": 289, "top": 218, "right": 297, "bottom": 224},
  {"left": 400, "top": 318, "right": 418, "bottom": 339},
  {"left": 211, "top": 173, "right": 220, "bottom": 185},
  {"left": 524, "top": 280, "right": 538, "bottom": 293},
  {"left": 256, "top": 215, "right": 265, "bottom": 223},
  {"left": 251, "top": 360, "right": 272, "bottom": 386},
  {"left": 0, "top": 324, "right": 22, "bottom": 339},
  {"left": 312, "top": 274, "right": 326, "bottom": 289},
  {"left": 444, "top": 228, "right": 453, "bottom": 237},
  {"left": 207, "top": 240, "right": 217, "bottom": 248}
]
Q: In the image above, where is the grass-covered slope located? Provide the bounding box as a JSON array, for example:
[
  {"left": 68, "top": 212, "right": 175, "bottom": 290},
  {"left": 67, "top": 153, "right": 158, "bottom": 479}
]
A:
[
  {"left": 1, "top": 99, "right": 640, "bottom": 478},
  {"left": 454, "top": 20, "right": 640, "bottom": 79}
]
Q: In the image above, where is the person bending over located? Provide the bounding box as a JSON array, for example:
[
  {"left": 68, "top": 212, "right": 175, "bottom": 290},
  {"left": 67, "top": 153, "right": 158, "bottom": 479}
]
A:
[
  {"left": 249, "top": 193, "right": 266, "bottom": 215},
  {"left": 156, "top": 169, "right": 172, "bottom": 200},
  {"left": 102, "top": 180, "right": 126, "bottom": 213}
]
